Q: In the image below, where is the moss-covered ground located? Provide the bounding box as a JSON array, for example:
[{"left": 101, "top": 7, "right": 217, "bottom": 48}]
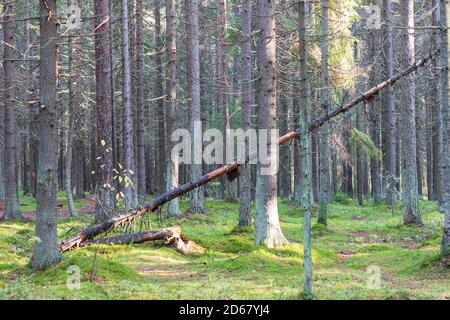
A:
[{"left": 0, "top": 192, "right": 448, "bottom": 299}]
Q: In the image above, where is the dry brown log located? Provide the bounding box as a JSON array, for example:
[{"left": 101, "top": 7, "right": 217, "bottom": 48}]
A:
[
  {"left": 59, "top": 48, "right": 439, "bottom": 253},
  {"left": 59, "top": 163, "right": 243, "bottom": 252},
  {"left": 78, "top": 226, "right": 182, "bottom": 247},
  {"left": 77, "top": 226, "right": 204, "bottom": 255},
  {"left": 309, "top": 48, "right": 440, "bottom": 131},
  {"left": 60, "top": 130, "right": 299, "bottom": 252}
]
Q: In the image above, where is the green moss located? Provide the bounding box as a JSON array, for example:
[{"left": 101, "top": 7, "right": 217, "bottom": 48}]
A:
[
  {"left": 312, "top": 223, "right": 328, "bottom": 237},
  {"left": 0, "top": 192, "right": 448, "bottom": 299},
  {"left": 228, "top": 225, "right": 253, "bottom": 235},
  {"left": 358, "top": 245, "right": 391, "bottom": 253}
]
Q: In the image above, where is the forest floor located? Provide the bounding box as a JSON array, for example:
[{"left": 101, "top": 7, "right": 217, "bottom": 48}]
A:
[{"left": 0, "top": 192, "right": 449, "bottom": 300}]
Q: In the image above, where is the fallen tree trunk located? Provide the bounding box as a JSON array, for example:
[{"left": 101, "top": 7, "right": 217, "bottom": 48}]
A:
[
  {"left": 59, "top": 48, "right": 439, "bottom": 253},
  {"left": 77, "top": 226, "right": 204, "bottom": 255},
  {"left": 309, "top": 48, "right": 440, "bottom": 131},
  {"left": 59, "top": 163, "right": 242, "bottom": 252},
  {"left": 78, "top": 226, "right": 182, "bottom": 247}
]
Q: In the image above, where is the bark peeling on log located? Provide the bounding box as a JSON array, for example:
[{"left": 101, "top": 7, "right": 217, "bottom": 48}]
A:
[{"left": 74, "top": 226, "right": 204, "bottom": 255}]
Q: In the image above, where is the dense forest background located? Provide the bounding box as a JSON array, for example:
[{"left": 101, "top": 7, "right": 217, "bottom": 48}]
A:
[{"left": 0, "top": 0, "right": 449, "bottom": 299}]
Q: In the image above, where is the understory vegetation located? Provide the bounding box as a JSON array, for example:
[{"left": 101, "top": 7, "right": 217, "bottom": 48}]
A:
[{"left": 0, "top": 194, "right": 448, "bottom": 300}]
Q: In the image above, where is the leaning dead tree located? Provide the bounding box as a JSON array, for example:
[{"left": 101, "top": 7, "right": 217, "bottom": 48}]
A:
[{"left": 59, "top": 48, "right": 440, "bottom": 253}]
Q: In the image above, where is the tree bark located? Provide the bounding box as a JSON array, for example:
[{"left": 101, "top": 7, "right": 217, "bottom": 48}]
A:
[
  {"left": 0, "top": 61, "right": 4, "bottom": 201},
  {"left": 94, "top": 0, "right": 114, "bottom": 222},
  {"left": 426, "top": 97, "right": 434, "bottom": 200},
  {"left": 78, "top": 227, "right": 182, "bottom": 247},
  {"left": 216, "top": 0, "right": 236, "bottom": 201},
  {"left": 432, "top": 0, "right": 444, "bottom": 206},
  {"left": 440, "top": 0, "right": 450, "bottom": 258},
  {"left": 135, "top": 0, "right": 146, "bottom": 199},
  {"left": 77, "top": 226, "right": 202, "bottom": 255},
  {"left": 0, "top": 121, "right": 4, "bottom": 201},
  {"left": 65, "top": 0, "right": 81, "bottom": 217},
  {"left": 254, "top": 0, "right": 287, "bottom": 248},
  {"left": 381, "top": 0, "right": 397, "bottom": 205},
  {"left": 278, "top": 91, "right": 292, "bottom": 198},
  {"left": 238, "top": 0, "right": 252, "bottom": 227},
  {"left": 298, "top": 0, "right": 312, "bottom": 299},
  {"left": 155, "top": 0, "right": 167, "bottom": 196},
  {"left": 311, "top": 128, "right": 319, "bottom": 203},
  {"left": 165, "top": 0, "right": 180, "bottom": 216},
  {"left": 366, "top": 10, "right": 382, "bottom": 204},
  {"left": 187, "top": 0, "right": 205, "bottom": 214},
  {"left": 318, "top": 0, "right": 330, "bottom": 225},
  {"left": 355, "top": 39, "right": 364, "bottom": 206},
  {"left": 2, "top": 0, "right": 22, "bottom": 220},
  {"left": 29, "top": 93, "right": 38, "bottom": 198},
  {"left": 121, "top": 0, "right": 138, "bottom": 209},
  {"left": 32, "top": 0, "right": 62, "bottom": 269},
  {"left": 400, "top": 0, "right": 422, "bottom": 225},
  {"left": 342, "top": 112, "right": 353, "bottom": 197},
  {"left": 356, "top": 104, "right": 364, "bottom": 206},
  {"left": 72, "top": 138, "right": 85, "bottom": 199}
]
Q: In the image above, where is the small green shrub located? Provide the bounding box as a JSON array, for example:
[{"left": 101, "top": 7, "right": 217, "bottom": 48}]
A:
[{"left": 333, "top": 192, "right": 353, "bottom": 205}]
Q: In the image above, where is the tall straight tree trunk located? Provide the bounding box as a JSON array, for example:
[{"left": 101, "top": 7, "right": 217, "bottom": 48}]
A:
[
  {"left": 298, "top": 0, "right": 312, "bottom": 299},
  {"left": 356, "top": 104, "right": 364, "bottom": 206},
  {"left": 2, "top": 0, "right": 22, "bottom": 220},
  {"left": 166, "top": 0, "right": 180, "bottom": 216},
  {"left": 278, "top": 91, "right": 291, "bottom": 198},
  {"left": 432, "top": 0, "right": 444, "bottom": 206},
  {"left": 367, "top": 14, "right": 382, "bottom": 204},
  {"left": 426, "top": 97, "right": 434, "bottom": 200},
  {"left": 440, "top": 0, "right": 450, "bottom": 257},
  {"left": 22, "top": 130, "right": 29, "bottom": 196},
  {"left": 32, "top": 0, "right": 61, "bottom": 269},
  {"left": 135, "top": 0, "right": 146, "bottom": 199},
  {"left": 21, "top": 0, "right": 33, "bottom": 197},
  {"left": 155, "top": 0, "right": 167, "bottom": 195},
  {"left": 238, "top": 0, "right": 252, "bottom": 227},
  {"left": 396, "top": 119, "right": 401, "bottom": 196},
  {"left": 331, "top": 132, "right": 337, "bottom": 196},
  {"left": 216, "top": 0, "right": 235, "bottom": 201},
  {"left": 254, "top": 0, "right": 287, "bottom": 248},
  {"left": 425, "top": 3, "right": 434, "bottom": 200},
  {"left": 342, "top": 107, "right": 353, "bottom": 197},
  {"left": 293, "top": 85, "right": 302, "bottom": 203},
  {"left": 311, "top": 128, "right": 319, "bottom": 202},
  {"left": 29, "top": 92, "right": 38, "bottom": 198},
  {"left": 381, "top": 0, "right": 397, "bottom": 205},
  {"left": 188, "top": 0, "right": 205, "bottom": 213},
  {"left": 400, "top": 0, "right": 422, "bottom": 225},
  {"left": 425, "top": 1, "right": 435, "bottom": 200},
  {"left": 0, "top": 110, "right": 3, "bottom": 201},
  {"left": 415, "top": 90, "right": 424, "bottom": 197},
  {"left": 72, "top": 138, "right": 85, "bottom": 199},
  {"left": 65, "top": 0, "right": 81, "bottom": 217},
  {"left": 317, "top": 0, "right": 330, "bottom": 225},
  {"left": 0, "top": 7, "right": 3, "bottom": 201},
  {"left": 354, "top": 40, "right": 365, "bottom": 206},
  {"left": 121, "top": 0, "right": 138, "bottom": 209},
  {"left": 94, "top": 0, "right": 114, "bottom": 222}
]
